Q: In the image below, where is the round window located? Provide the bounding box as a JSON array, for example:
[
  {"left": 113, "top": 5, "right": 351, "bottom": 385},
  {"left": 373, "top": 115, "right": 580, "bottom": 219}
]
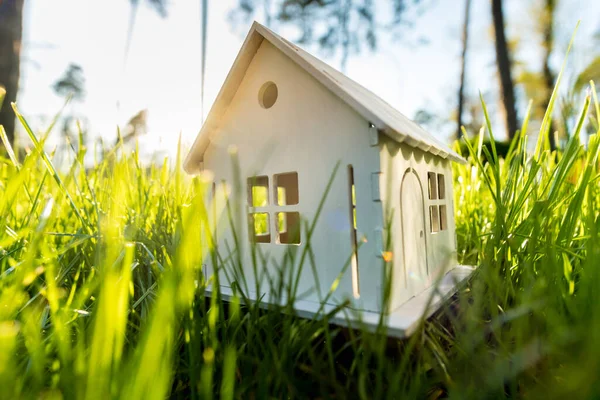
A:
[{"left": 258, "top": 81, "right": 278, "bottom": 109}]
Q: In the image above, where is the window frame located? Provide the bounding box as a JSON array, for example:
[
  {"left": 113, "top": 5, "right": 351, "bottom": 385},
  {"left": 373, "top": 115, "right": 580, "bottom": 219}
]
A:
[
  {"left": 427, "top": 171, "right": 448, "bottom": 233},
  {"left": 247, "top": 172, "right": 301, "bottom": 245}
]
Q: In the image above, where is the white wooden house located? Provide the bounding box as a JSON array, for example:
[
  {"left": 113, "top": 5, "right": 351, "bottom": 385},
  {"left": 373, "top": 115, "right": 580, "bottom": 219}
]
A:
[{"left": 184, "top": 22, "right": 473, "bottom": 337}]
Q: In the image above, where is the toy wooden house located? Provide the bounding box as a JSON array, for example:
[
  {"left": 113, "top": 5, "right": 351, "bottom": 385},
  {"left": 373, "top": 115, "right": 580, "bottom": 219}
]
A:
[{"left": 184, "top": 22, "right": 473, "bottom": 337}]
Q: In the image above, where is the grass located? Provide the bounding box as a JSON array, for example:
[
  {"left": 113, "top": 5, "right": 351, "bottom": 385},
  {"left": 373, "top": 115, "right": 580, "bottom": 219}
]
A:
[{"left": 1, "top": 77, "right": 600, "bottom": 398}]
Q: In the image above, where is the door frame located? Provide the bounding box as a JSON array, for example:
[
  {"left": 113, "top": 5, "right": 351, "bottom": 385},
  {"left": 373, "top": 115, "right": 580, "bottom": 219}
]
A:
[{"left": 399, "top": 168, "right": 429, "bottom": 286}]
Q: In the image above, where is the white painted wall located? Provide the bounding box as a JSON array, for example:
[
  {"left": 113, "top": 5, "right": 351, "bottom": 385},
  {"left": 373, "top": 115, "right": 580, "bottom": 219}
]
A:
[
  {"left": 202, "top": 40, "right": 385, "bottom": 312},
  {"left": 379, "top": 136, "right": 458, "bottom": 311}
]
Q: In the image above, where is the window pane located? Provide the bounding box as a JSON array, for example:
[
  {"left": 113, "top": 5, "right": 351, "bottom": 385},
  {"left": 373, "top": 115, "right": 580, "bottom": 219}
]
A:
[
  {"left": 274, "top": 172, "right": 299, "bottom": 205},
  {"left": 439, "top": 205, "right": 447, "bottom": 231},
  {"left": 348, "top": 165, "right": 359, "bottom": 299},
  {"left": 437, "top": 174, "right": 446, "bottom": 199},
  {"left": 249, "top": 213, "right": 270, "bottom": 243},
  {"left": 427, "top": 172, "right": 437, "bottom": 200},
  {"left": 277, "top": 211, "right": 286, "bottom": 233},
  {"left": 277, "top": 187, "right": 286, "bottom": 206},
  {"left": 247, "top": 176, "right": 269, "bottom": 207},
  {"left": 276, "top": 212, "right": 301, "bottom": 244},
  {"left": 430, "top": 206, "right": 440, "bottom": 233}
]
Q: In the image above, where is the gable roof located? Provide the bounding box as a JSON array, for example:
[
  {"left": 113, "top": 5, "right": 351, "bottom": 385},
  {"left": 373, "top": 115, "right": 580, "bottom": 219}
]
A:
[{"left": 184, "top": 22, "right": 465, "bottom": 173}]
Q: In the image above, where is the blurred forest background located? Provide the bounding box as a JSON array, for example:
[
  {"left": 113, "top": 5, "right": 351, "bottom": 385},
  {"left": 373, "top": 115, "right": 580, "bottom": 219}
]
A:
[{"left": 0, "top": 0, "right": 599, "bottom": 164}]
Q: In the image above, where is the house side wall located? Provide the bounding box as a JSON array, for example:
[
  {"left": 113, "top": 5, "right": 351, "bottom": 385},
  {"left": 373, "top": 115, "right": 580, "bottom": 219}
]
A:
[
  {"left": 201, "top": 40, "right": 384, "bottom": 312},
  {"left": 378, "top": 135, "right": 458, "bottom": 310}
]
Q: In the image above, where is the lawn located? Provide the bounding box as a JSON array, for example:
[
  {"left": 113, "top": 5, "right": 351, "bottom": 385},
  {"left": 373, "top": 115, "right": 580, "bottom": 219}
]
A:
[{"left": 1, "top": 76, "right": 600, "bottom": 399}]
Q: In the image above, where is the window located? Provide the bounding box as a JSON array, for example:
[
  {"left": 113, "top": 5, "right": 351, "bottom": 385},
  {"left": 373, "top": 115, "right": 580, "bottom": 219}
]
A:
[
  {"left": 427, "top": 172, "right": 437, "bottom": 200},
  {"left": 258, "top": 81, "right": 278, "bottom": 109},
  {"left": 348, "top": 165, "right": 360, "bottom": 299},
  {"left": 276, "top": 212, "right": 301, "bottom": 244},
  {"left": 248, "top": 176, "right": 270, "bottom": 243},
  {"left": 274, "top": 172, "right": 299, "bottom": 205},
  {"left": 429, "top": 206, "right": 440, "bottom": 233},
  {"left": 248, "top": 176, "right": 269, "bottom": 207},
  {"left": 439, "top": 205, "right": 447, "bottom": 231},
  {"left": 247, "top": 172, "right": 301, "bottom": 245},
  {"left": 428, "top": 172, "right": 448, "bottom": 233},
  {"left": 249, "top": 213, "right": 271, "bottom": 243},
  {"left": 437, "top": 174, "right": 446, "bottom": 200}
]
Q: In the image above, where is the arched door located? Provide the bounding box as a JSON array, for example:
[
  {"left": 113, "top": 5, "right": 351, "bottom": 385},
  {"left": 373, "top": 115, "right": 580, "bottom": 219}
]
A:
[{"left": 400, "top": 170, "right": 428, "bottom": 295}]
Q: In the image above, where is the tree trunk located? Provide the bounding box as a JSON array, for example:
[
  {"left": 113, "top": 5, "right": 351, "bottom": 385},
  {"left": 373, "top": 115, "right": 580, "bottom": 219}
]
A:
[
  {"left": 491, "top": 0, "right": 518, "bottom": 140},
  {"left": 0, "top": 0, "right": 25, "bottom": 146},
  {"left": 456, "top": 0, "right": 471, "bottom": 140},
  {"left": 542, "top": 0, "right": 556, "bottom": 149}
]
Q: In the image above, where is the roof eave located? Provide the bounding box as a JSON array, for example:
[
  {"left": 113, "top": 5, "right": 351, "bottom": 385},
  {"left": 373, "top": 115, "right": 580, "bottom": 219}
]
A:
[{"left": 380, "top": 126, "right": 467, "bottom": 164}]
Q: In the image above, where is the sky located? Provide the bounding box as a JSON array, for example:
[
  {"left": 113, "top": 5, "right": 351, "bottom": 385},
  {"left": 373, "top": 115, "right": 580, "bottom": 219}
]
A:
[{"left": 16, "top": 0, "right": 600, "bottom": 161}]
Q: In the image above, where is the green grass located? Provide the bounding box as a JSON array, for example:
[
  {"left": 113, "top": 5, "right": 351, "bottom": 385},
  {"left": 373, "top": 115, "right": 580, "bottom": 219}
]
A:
[{"left": 1, "top": 75, "right": 600, "bottom": 398}]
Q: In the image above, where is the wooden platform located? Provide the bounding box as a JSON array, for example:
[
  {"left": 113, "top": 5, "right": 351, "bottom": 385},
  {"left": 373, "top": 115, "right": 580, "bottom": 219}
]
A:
[{"left": 207, "top": 265, "right": 474, "bottom": 338}]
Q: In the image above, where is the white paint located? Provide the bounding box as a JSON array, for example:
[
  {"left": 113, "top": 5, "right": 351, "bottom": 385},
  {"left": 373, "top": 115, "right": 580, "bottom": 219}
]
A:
[
  {"left": 201, "top": 38, "right": 383, "bottom": 311},
  {"left": 379, "top": 134, "right": 459, "bottom": 311},
  {"left": 209, "top": 265, "right": 474, "bottom": 338},
  {"left": 185, "top": 22, "right": 473, "bottom": 336}
]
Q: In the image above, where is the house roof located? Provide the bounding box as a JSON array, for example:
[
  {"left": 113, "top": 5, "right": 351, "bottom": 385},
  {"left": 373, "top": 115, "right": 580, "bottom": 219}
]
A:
[{"left": 184, "top": 22, "right": 465, "bottom": 173}]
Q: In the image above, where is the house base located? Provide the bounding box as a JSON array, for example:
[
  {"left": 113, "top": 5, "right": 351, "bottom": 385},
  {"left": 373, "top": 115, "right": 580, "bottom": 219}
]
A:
[{"left": 206, "top": 265, "right": 474, "bottom": 338}]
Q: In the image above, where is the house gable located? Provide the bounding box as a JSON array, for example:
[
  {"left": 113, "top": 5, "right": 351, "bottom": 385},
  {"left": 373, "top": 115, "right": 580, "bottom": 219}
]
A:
[
  {"left": 183, "top": 22, "right": 464, "bottom": 174},
  {"left": 202, "top": 38, "right": 385, "bottom": 312},
  {"left": 202, "top": 39, "right": 377, "bottom": 178}
]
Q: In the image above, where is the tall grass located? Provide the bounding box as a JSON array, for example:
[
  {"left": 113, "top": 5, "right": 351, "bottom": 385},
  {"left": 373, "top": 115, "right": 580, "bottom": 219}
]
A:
[{"left": 1, "top": 75, "right": 600, "bottom": 398}]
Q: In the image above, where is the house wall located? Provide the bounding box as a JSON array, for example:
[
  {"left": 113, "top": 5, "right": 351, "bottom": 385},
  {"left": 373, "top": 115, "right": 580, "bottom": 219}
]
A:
[
  {"left": 201, "top": 40, "right": 384, "bottom": 312},
  {"left": 378, "top": 135, "right": 458, "bottom": 310}
]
